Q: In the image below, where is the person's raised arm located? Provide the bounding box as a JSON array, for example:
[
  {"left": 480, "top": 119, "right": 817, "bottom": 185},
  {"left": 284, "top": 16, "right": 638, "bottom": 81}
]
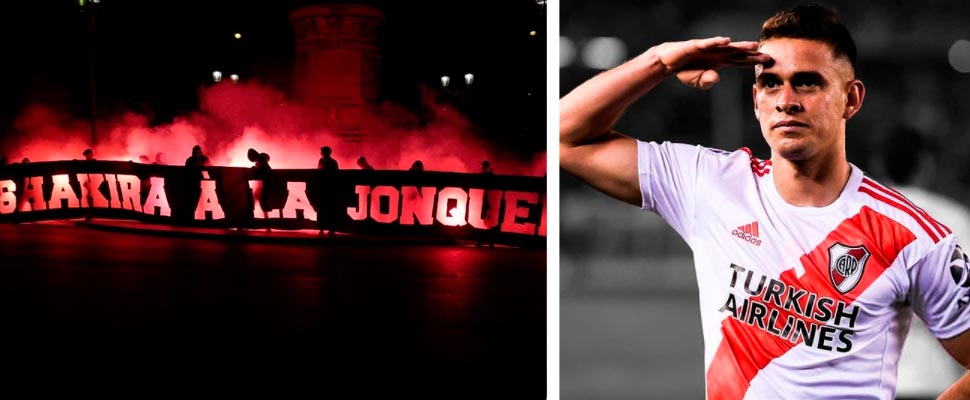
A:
[{"left": 559, "top": 37, "right": 768, "bottom": 206}]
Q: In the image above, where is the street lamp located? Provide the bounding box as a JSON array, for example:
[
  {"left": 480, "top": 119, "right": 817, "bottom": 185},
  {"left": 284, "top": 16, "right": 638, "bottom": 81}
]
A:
[
  {"left": 440, "top": 73, "right": 474, "bottom": 95},
  {"left": 80, "top": 0, "right": 99, "bottom": 148}
]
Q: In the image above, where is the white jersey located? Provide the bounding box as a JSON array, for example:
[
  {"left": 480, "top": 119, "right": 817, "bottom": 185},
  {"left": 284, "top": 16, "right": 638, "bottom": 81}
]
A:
[{"left": 637, "top": 140, "right": 970, "bottom": 400}]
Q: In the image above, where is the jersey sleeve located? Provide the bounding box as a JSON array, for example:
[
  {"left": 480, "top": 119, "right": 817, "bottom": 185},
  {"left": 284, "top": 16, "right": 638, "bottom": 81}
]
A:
[
  {"left": 636, "top": 140, "right": 702, "bottom": 241},
  {"left": 909, "top": 235, "right": 970, "bottom": 339}
]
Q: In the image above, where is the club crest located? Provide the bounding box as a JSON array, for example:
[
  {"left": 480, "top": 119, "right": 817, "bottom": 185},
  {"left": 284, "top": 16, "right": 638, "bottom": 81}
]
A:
[
  {"left": 949, "top": 244, "right": 970, "bottom": 288},
  {"left": 829, "top": 243, "right": 870, "bottom": 294}
]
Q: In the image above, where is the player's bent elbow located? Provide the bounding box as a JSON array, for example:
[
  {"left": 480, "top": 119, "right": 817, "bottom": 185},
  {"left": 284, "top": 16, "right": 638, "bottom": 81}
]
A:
[{"left": 559, "top": 144, "right": 582, "bottom": 175}]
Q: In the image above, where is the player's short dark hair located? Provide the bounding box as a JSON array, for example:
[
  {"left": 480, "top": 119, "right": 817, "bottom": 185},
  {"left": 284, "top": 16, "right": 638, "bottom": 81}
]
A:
[{"left": 761, "top": 4, "right": 857, "bottom": 70}]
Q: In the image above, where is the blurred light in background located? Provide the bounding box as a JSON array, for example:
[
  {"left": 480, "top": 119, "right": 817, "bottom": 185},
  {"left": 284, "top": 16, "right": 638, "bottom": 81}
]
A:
[
  {"left": 464, "top": 73, "right": 474, "bottom": 85},
  {"left": 581, "top": 37, "right": 627, "bottom": 70},
  {"left": 560, "top": 36, "right": 577, "bottom": 68},
  {"left": 949, "top": 39, "right": 970, "bottom": 73},
  {"left": 212, "top": 70, "right": 223, "bottom": 83},
  {"left": 234, "top": 32, "right": 242, "bottom": 39},
  {"left": 230, "top": 74, "right": 239, "bottom": 83}
]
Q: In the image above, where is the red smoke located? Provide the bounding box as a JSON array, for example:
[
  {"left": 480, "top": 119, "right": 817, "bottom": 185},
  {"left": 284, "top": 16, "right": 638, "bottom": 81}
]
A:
[
  {"left": 2, "top": 81, "right": 545, "bottom": 176},
  {"left": 5, "top": 105, "right": 95, "bottom": 163}
]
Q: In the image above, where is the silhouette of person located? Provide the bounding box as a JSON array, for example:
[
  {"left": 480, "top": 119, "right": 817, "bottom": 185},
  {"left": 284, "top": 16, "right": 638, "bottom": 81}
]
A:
[
  {"left": 185, "top": 145, "right": 211, "bottom": 167},
  {"left": 318, "top": 146, "right": 338, "bottom": 170},
  {"left": 76, "top": 151, "right": 96, "bottom": 220},
  {"left": 409, "top": 160, "right": 424, "bottom": 172},
  {"left": 154, "top": 152, "right": 167, "bottom": 165},
  {"left": 257, "top": 152, "right": 271, "bottom": 171},
  {"left": 403, "top": 160, "right": 429, "bottom": 206},
  {"left": 137, "top": 156, "right": 154, "bottom": 205},
  {"left": 477, "top": 160, "right": 497, "bottom": 248},
  {"left": 20, "top": 157, "right": 29, "bottom": 164},
  {"left": 357, "top": 156, "right": 375, "bottom": 170},
  {"left": 250, "top": 150, "right": 274, "bottom": 229},
  {"left": 251, "top": 150, "right": 272, "bottom": 184},
  {"left": 176, "top": 145, "right": 209, "bottom": 222},
  {"left": 480, "top": 160, "right": 493, "bottom": 175},
  {"left": 317, "top": 146, "right": 341, "bottom": 236}
]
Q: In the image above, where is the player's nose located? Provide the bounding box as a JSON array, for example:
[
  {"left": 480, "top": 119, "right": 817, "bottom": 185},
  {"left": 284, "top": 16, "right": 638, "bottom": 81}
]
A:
[{"left": 775, "top": 85, "right": 802, "bottom": 113}]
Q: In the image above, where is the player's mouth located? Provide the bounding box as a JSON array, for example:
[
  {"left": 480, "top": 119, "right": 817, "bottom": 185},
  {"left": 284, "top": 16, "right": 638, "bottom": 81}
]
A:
[{"left": 773, "top": 120, "right": 810, "bottom": 131}]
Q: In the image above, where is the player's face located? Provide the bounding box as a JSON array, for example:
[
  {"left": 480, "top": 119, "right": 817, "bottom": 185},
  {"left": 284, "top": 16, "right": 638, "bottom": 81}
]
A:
[{"left": 753, "top": 38, "right": 862, "bottom": 161}]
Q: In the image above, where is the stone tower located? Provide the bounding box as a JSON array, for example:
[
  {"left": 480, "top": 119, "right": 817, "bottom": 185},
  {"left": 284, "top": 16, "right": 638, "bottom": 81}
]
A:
[{"left": 289, "top": 4, "right": 384, "bottom": 149}]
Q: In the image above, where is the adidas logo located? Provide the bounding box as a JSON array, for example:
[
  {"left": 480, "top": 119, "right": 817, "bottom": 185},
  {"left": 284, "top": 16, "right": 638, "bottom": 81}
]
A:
[{"left": 732, "top": 221, "right": 762, "bottom": 246}]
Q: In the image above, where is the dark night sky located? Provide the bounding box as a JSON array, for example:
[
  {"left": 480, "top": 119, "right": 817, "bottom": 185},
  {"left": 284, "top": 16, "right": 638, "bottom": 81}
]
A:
[{"left": 0, "top": 0, "right": 547, "bottom": 153}]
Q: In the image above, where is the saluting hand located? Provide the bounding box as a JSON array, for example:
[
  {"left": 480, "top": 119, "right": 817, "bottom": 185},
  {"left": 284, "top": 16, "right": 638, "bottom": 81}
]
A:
[{"left": 653, "top": 37, "right": 771, "bottom": 90}]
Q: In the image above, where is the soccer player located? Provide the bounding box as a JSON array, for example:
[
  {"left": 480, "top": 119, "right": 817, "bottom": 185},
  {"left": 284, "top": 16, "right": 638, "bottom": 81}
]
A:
[{"left": 560, "top": 5, "right": 970, "bottom": 399}]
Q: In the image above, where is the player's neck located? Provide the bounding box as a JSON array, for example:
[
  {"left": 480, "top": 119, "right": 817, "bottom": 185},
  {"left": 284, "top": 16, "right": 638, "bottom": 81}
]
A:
[{"left": 770, "top": 151, "right": 851, "bottom": 208}]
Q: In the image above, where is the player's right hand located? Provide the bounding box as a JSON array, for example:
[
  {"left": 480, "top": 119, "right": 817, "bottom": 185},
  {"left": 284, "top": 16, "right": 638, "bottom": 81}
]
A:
[{"left": 653, "top": 37, "right": 770, "bottom": 90}]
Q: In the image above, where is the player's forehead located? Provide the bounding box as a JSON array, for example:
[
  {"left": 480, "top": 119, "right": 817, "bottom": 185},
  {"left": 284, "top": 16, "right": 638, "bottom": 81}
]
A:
[{"left": 755, "top": 38, "right": 851, "bottom": 78}]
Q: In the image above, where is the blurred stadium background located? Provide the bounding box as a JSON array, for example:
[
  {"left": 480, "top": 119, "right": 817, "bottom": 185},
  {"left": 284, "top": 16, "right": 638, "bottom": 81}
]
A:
[{"left": 560, "top": 1, "right": 970, "bottom": 399}]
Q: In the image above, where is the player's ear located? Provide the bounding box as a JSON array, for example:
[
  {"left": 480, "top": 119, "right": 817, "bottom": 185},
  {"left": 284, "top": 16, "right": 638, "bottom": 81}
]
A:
[{"left": 844, "top": 79, "right": 865, "bottom": 120}]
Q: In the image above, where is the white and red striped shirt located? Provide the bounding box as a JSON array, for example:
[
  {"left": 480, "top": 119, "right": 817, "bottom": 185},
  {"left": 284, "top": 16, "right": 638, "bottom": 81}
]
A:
[{"left": 637, "top": 140, "right": 970, "bottom": 399}]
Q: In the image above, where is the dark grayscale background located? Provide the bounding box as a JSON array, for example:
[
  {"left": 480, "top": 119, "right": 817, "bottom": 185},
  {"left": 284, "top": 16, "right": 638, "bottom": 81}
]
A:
[{"left": 560, "top": 1, "right": 970, "bottom": 399}]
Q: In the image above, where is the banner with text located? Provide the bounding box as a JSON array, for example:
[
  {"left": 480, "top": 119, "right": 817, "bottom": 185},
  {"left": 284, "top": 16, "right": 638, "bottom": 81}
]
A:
[{"left": 0, "top": 161, "right": 546, "bottom": 247}]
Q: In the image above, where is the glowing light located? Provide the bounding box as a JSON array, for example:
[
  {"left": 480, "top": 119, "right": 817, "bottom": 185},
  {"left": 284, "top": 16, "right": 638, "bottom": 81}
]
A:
[
  {"left": 0, "top": 180, "right": 15, "bottom": 214},
  {"left": 581, "top": 37, "right": 627, "bottom": 70},
  {"left": 230, "top": 74, "right": 240, "bottom": 83},
  {"left": 234, "top": 33, "right": 242, "bottom": 39},
  {"left": 437, "top": 189, "right": 467, "bottom": 226},
  {"left": 464, "top": 73, "right": 474, "bottom": 85},
  {"left": 440, "top": 76, "right": 450, "bottom": 88},
  {"left": 212, "top": 71, "right": 223, "bottom": 83},
  {"left": 560, "top": 36, "right": 576, "bottom": 68},
  {"left": 530, "top": 30, "right": 537, "bottom": 36},
  {"left": 949, "top": 39, "right": 970, "bottom": 73}
]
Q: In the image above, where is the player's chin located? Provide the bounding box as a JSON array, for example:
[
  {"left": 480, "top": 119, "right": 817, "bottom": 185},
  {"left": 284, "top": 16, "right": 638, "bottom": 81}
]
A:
[{"left": 771, "top": 139, "right": 814, "bottom": 161}]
